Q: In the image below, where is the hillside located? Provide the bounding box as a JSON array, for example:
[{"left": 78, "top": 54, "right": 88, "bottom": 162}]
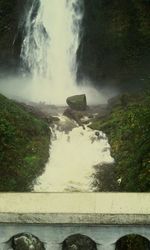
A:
[
  {"left": 0, "top": 94, "right": 50, "bottom": 191},
  {"left": 90, "top": 90, "right": 150, "bottom": 192}
]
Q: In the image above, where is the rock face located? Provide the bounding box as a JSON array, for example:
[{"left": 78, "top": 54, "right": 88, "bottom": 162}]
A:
[
  {"left": 0, "top": 0, "right": 26, "bottom": 73},
  {"left": 66, "top": 94, "right": 87, "bottom": 111},
  {"left": 78, "top": 0, "right": 150, "bottom": 90}
]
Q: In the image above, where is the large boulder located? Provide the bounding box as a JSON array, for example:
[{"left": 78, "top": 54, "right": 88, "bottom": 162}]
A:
[{"left": 66, "top": 94, "right": 87, "bottom": 111}]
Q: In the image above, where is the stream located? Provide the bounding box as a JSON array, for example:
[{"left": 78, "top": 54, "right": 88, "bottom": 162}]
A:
[{"left": 34, "top": 114, "right": 114, "bottom": 192}]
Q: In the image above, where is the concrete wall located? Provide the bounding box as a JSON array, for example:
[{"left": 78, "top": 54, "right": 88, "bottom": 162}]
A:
[{"left": 0, "top": 193, "right": 149, "bottom": 250}]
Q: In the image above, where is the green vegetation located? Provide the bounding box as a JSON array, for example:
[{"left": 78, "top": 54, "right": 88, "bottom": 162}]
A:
[
  {"left": 90, "top": 90, "right": 150, "bottom": 192},
  {"left": 92, "top": 163, "right": 118, "bottom": 192},
  {"left": 0, "top": 94, "right": 50, "bottom": 191}
]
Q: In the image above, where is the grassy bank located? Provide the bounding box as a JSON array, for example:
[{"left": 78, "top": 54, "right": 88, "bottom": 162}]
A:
[
  {"left": 90, "top": 90, "right": 150, "bottom": 192},
  {"left": 0, "top": 94, "right": 50, "bottom": 191}
]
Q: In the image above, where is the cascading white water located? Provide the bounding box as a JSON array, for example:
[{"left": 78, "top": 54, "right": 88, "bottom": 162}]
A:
[
  {"left": 34, "top": 116, "right": 114, "bottom": 192},
  {"left": 20, "top": 0, "right": 115, "bottom": 192},
  {"left": 21, "top": 0, "right": 85, "bottom": 104},
  {"left": 20, "top": 0, "right": 108, "bottom": 104}
]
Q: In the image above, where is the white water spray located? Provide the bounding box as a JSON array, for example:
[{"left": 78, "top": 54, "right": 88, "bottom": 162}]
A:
[
  {"left": 34, "top": 116, "right": 114, "bottom": 192},
  {"left": 20, "top": 0, "right": 108, "bottom": 104},
  {"left": 20, "top": 0, "right": 115, "bottom": 192},
  {"left": 21, "top": 0, "right": 85, "bottom": 104}
]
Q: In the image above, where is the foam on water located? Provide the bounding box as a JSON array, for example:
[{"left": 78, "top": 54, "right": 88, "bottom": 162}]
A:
[{"left": 34, "top": 116, "right": 114, "bottom": 192}]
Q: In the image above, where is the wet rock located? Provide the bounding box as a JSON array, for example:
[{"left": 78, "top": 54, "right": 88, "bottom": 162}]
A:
[
  {"left": 80, "top": 116, "right": 90, "bottom": 124},
  {"left": 12, "top": 233, "right": 45, "bottom": 250},
  {"left": 50, "top": 116, "right": 60, "bottom": 122},
  {"left": 64, "top": 108, "right": 76, "bottom": 120},
  {"left": 57, "top": 116, "right": 77, "bottom": 133},
  {"left": 95, "top": 131, "right": 105, "bottom": 139},
  {"left": 63, "top": 108, "right": 82, "bottom": 126},
  {"left": 66, "top": 94, "right": 87, "bottom": 111},
  {"left": 95, "top": 131, "right": 99, "bottom": 137},
  {"left": 88, "top": 114, "right": 94, "bottom": 119}
]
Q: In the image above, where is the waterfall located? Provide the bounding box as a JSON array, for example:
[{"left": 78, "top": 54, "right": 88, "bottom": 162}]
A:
[
  {"left": 21, "top": 0, "right": 84, "bottom": 104},
  {"left": 20, "top": 0, "right": 114, "bottom": 193}
]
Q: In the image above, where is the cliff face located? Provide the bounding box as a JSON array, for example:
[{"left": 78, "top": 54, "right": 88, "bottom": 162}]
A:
[
  {"left": 0, "top": 0, "right": 26, "bottom": 74},
  {"left": 78, "top": 0, "right": 150, "bottom": 90},
  {"left": 0, "top": 0, "right": 149, "bottom": 89}
]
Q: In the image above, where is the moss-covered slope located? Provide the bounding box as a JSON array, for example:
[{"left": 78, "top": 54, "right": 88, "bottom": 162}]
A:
[
  {"left": 0, "top": 94, "right": 50, "bottom": 191},
  {"left": 90, "top": 90, "right": 150, "bottom": 192}
]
